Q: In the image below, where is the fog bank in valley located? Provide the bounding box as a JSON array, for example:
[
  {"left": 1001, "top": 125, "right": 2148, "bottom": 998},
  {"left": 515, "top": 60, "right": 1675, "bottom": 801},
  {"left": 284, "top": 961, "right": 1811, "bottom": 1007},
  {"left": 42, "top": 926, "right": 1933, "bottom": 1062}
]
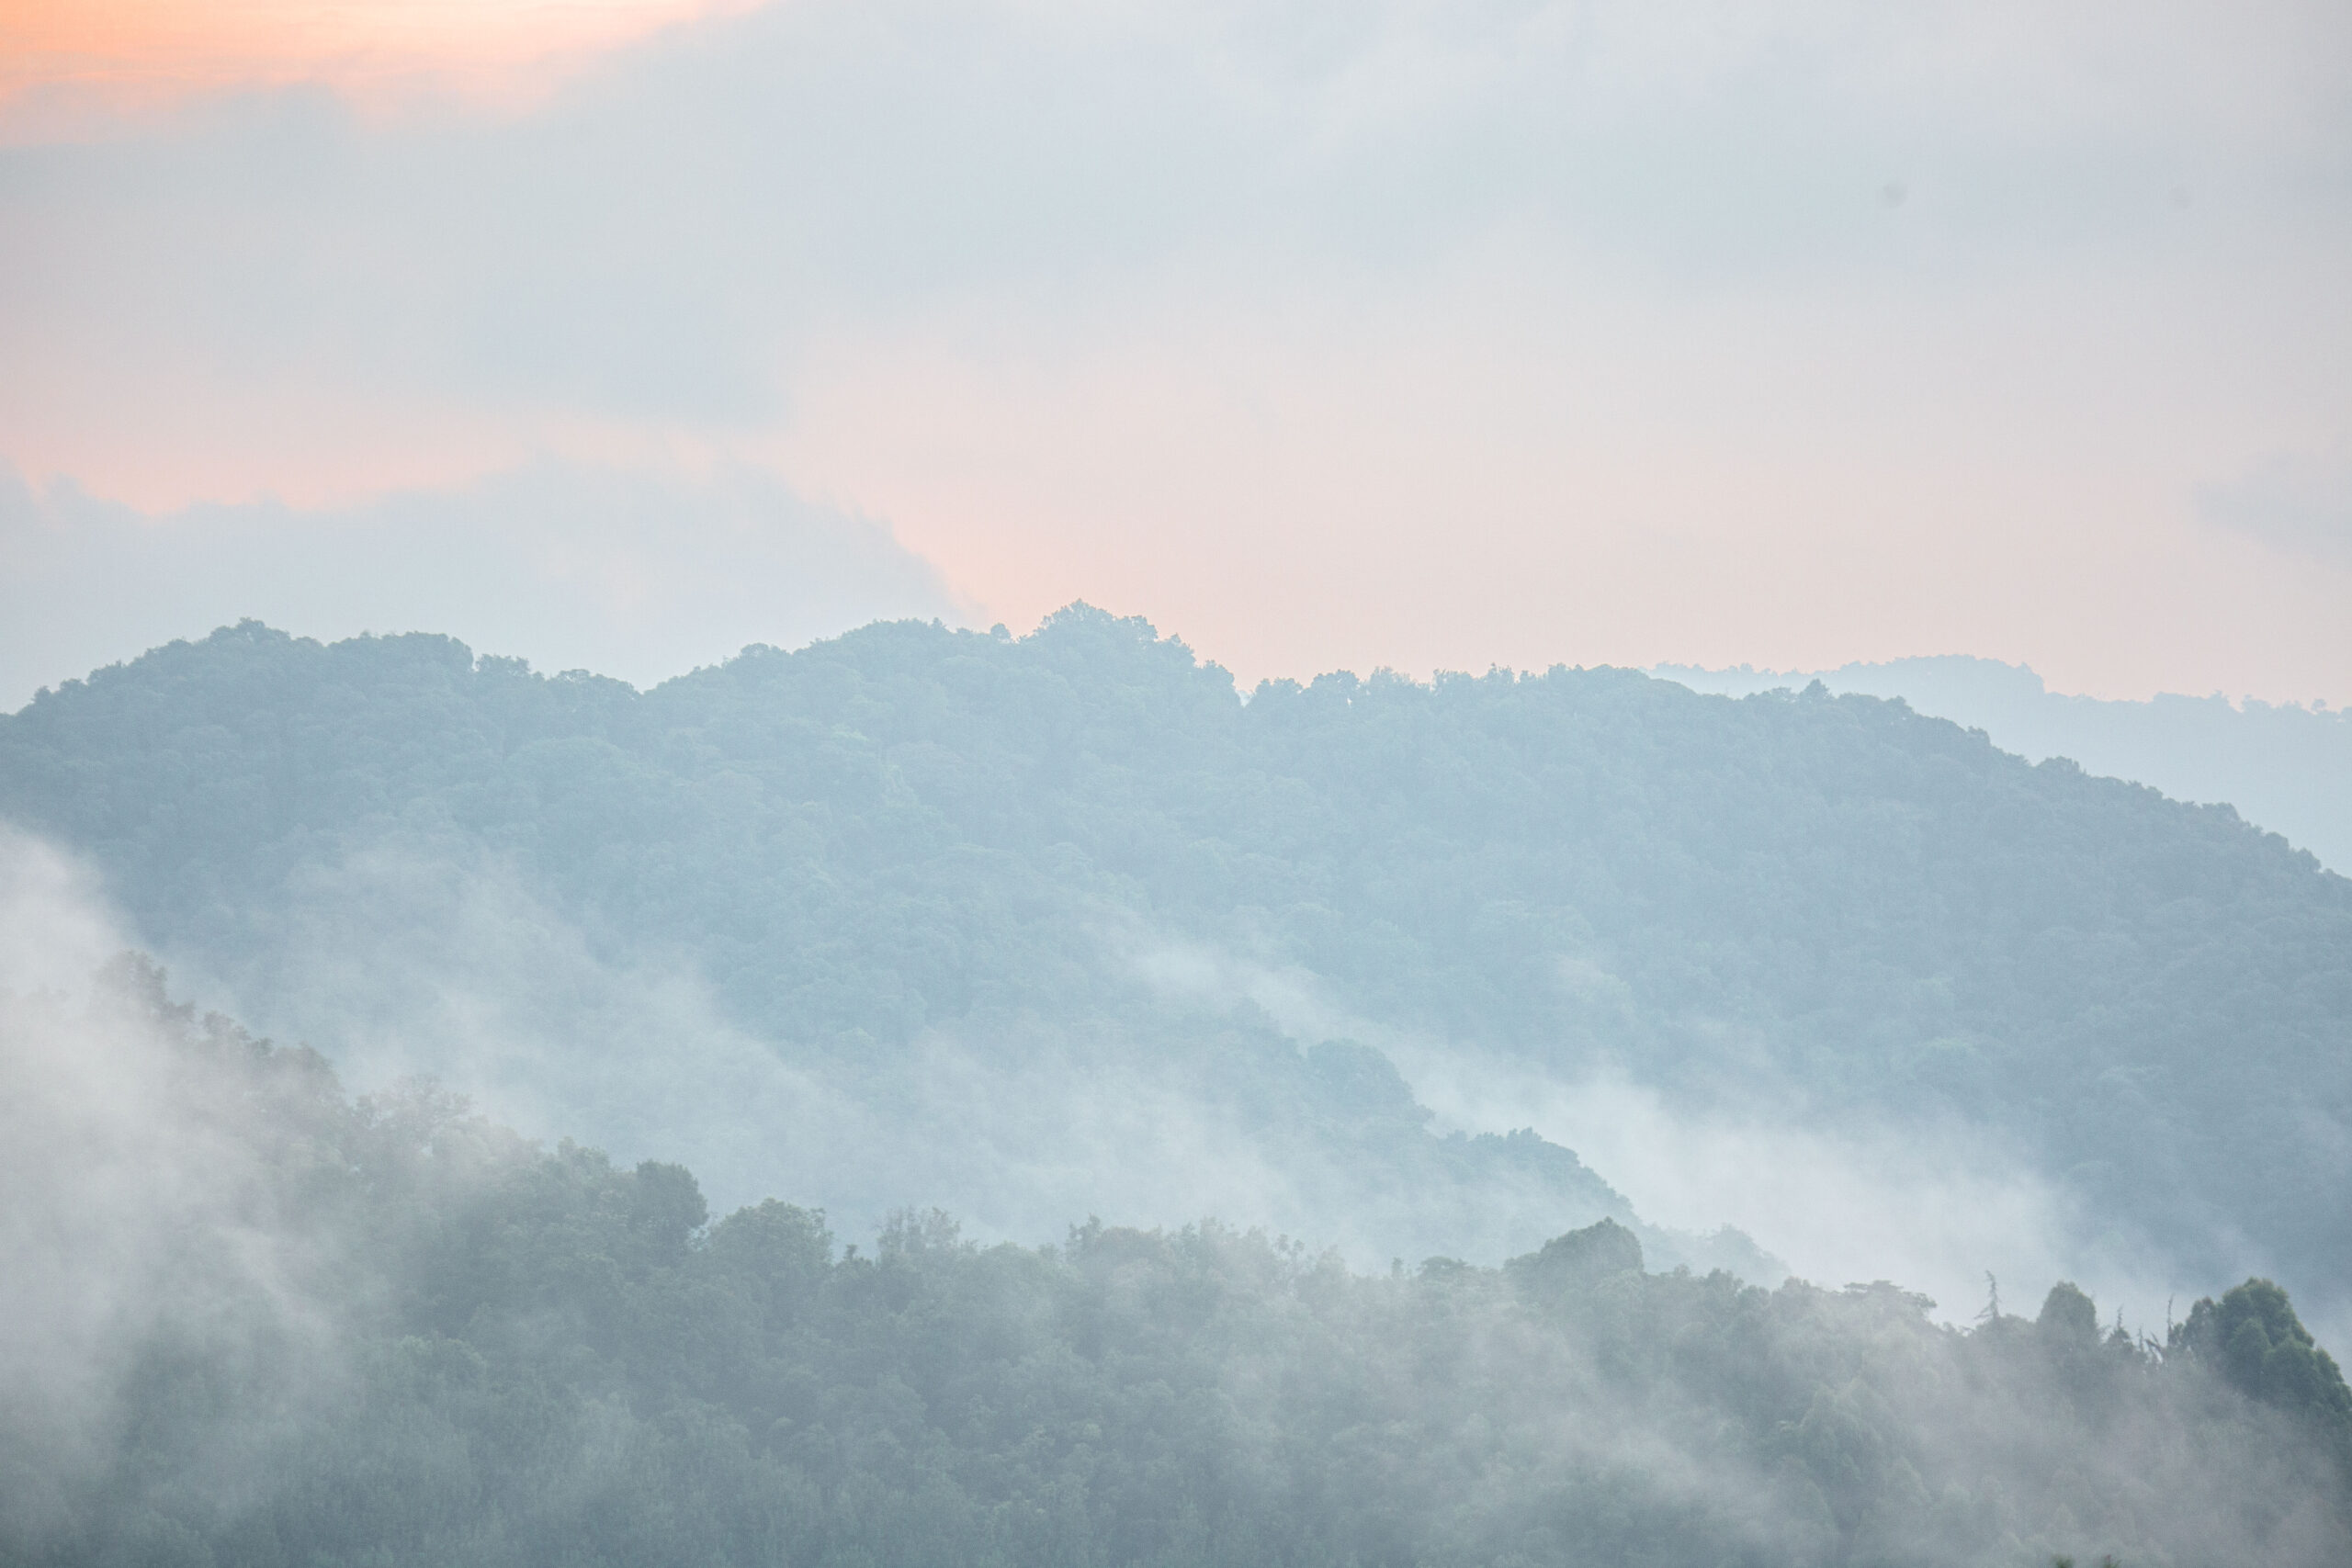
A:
[
  {"left": 5, "top": 824, "right": 2347, "bottom": 1567},
  {"left": 175, "top": 834, "right": 1734, "bottom": 1275},
  {"left": 5, "top": 612, "right": 2346, "bottom": 1389}
]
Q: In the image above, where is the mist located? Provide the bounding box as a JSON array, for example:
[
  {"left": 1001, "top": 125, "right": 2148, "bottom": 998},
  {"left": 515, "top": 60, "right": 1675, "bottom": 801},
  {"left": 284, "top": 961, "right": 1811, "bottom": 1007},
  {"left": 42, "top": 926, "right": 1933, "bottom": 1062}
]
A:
[
  {"left": 1405, "top": 1048, "right": 2194, "bottom": 1336},
  {"left": 6, "top": 2, "right": 2352, "bottom": 1560},
  {"left": 0, "top": 833, "right": 347, "bottom": 1538},
  {"left": 171, "top": 833, "right": 1660, "bottom": 1269},
  {"left": 8, "top": 610, "right": 2339, "bottom": 1321},
  {"left": 4, "top": 814, "right": 2344, "bottom": 1564},
  {"left": 6, "top": 0, "right": 2350, "bottom": 696}
]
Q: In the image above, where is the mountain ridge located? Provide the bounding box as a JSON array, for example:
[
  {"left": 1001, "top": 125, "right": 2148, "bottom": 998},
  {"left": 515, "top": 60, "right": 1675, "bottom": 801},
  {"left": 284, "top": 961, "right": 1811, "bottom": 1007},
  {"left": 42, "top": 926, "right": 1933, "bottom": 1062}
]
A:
[{"left": 3, "top": 610, "right": 2345, "bottom": 1330}]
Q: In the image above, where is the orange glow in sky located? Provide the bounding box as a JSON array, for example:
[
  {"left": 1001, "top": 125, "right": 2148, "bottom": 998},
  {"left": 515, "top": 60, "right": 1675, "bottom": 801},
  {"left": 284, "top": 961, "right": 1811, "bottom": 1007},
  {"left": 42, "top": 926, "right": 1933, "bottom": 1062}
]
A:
[
  {"left": 1, "top": 0, "right": 752, "bottom": 122},
  {"left": 4, "top": 0, "right": 2346, "bottom": 710}
]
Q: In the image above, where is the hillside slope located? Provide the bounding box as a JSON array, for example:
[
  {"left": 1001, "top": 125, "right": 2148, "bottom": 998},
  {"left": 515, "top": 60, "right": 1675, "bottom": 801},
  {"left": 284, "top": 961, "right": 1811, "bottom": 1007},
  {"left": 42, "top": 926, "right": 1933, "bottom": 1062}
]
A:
[
  {"left": 2, "top": 610, "right": 2346, "bottom": 1313},
  {"left": 6, "top": 964, "right": 2346, "bottom": 1568},
  {"left": 1659, "top": 654, "right": 2352, "bottom": 873}
]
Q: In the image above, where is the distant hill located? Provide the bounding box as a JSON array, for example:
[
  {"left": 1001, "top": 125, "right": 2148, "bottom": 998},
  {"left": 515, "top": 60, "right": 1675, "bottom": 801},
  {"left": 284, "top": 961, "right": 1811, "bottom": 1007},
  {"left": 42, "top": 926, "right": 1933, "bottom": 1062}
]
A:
[
  {"left": 1658, "top": 655, "right": 2352, "bottom": 874},
  {"left": 3, "top": 612, "right": 2346, "bottom": 1333}
]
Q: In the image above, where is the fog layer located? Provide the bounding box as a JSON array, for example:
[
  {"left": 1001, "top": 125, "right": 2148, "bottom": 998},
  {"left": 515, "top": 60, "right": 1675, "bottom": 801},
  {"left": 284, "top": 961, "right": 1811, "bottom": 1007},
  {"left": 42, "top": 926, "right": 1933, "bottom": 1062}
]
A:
[
  {"left": 5, "top": 612, "right": 2343, "bottom": 1351},
  {"left": 6, "top": 0, "right": 2350, "bottom": 697},
  {"left": 0, "top": 838, "right": 2343, "bottom": 1565}
]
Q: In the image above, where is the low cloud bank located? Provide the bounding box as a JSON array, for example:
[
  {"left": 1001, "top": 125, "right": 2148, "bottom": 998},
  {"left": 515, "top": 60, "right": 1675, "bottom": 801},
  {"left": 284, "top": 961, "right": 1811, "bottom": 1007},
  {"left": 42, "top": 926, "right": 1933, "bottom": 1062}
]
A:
[
  {"left": 1396, "top": 1042, "right": 2254, "bottom": 1348},
  {"left": 0, "top": 834, "right": 347, "bottom": 1531},
  {"left": 179, "top": 840, "right": 1646, "bottom": 1267}
]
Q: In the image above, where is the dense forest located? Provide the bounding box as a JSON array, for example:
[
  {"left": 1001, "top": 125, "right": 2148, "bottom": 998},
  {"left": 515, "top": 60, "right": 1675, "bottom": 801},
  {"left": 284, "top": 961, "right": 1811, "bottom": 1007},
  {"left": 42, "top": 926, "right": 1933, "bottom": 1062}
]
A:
[
  {"left": 0, "top": 612, "right": 2346, "bottom": 1319},
  {"left": 1658, "top": 655, "right": 2352, "bottom": 874},
  {"left": 4, "top": 960, "right": 2347, "bottom": 1568}
]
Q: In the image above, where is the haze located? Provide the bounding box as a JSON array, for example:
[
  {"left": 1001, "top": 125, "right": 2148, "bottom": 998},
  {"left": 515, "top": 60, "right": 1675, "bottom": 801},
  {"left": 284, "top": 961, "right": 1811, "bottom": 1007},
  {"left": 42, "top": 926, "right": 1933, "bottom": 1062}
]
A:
[
  {"left": 8, "top": 10, "right": 2352, "bottom": 1557},
  {"left": 4, "top": 0, "right": 2348, "bottom": 706}
]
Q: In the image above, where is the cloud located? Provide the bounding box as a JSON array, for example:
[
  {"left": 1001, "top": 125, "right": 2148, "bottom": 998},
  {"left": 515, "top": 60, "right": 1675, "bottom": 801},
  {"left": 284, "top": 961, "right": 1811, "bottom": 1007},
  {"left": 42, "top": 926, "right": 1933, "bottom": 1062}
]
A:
[
  {"left": 1392, "top": 1042, "right": 2217, "bottom": 1340},
  {"left": 2199, "top": 453, "right": 2352, "bottom": 570},
  {"left": 0, "top": 457, "right": 968, "bottom": 707},
  {"left": 0, "top": 831, "right": 346, "bottom": 1530},
  {"left": 10, "top": 0, "right": 2349, "bottom": 438},
  {"left": 0, "top": 0, "right": 754, "bottom": 130},
  {"left": 3, "top": 0, "right": 2350, "bottom": 704},
  {"left": 187, "top": 839, "right": 1589, "bottom": 1261}
]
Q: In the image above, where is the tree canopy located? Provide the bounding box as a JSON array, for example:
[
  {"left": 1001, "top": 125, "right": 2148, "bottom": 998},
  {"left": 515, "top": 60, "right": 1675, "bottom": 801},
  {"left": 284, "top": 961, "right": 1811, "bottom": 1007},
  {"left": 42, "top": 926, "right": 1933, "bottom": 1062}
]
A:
[
  {"left": 2, "top": 611, "right": 2346, "bottom": 1303},
  {"left": 4, "top": 965, "right": 2346, "bottom": 1568}
]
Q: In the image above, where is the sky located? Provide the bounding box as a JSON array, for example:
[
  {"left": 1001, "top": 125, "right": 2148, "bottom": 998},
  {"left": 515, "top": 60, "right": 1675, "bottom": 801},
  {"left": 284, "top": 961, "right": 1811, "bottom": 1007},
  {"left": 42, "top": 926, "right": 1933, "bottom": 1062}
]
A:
[{"left": 3, "top": 0, "right": 2349, "bottom": 704}]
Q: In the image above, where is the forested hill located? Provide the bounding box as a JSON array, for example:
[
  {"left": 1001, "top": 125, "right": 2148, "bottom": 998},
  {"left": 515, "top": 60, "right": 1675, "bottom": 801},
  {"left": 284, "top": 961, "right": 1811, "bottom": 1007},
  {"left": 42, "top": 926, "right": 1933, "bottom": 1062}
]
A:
[
  {"left": 5, "top": 964, "right": 2348, "bottom": 1568},
  {"left": 2, "top": 611, "right": 2347, "bottom": 1312}
]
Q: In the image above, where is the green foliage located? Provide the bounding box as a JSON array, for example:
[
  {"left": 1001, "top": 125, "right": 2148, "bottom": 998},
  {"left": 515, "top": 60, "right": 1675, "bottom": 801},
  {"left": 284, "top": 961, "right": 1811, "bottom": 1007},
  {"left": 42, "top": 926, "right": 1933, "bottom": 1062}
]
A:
[
  {"left": 2037, "top": 1282, "right": 2099, "bottom": 1348},
  {"left": 1505, "top": 1216, "right": 1644, "bottom": 1296},
  {"left": 2, "top": 611, "right": 2348, "bottom": 1289},
  {"left": 2174, "top": 1280, "right": 2352, "bottom": 1441},
  {"left": 4, "top": 990, "right": 2346, "bottom": 1568}
]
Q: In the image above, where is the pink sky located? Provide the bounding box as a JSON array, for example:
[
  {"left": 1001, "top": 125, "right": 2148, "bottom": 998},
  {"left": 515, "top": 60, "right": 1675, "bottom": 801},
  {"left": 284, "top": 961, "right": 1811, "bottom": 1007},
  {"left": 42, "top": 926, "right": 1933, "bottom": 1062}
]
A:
[
  {"left": 3, "top": 0, "right": 2347, "bottom": 701},
  {"left": 0, "top": 0, "right": 749, "bottom": 126}
]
